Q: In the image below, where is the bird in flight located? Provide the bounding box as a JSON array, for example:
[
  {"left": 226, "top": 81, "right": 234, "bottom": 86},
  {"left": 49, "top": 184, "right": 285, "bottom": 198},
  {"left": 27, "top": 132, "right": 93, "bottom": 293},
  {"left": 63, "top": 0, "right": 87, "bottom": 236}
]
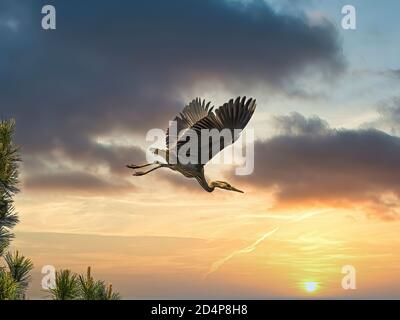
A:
[{"left": 127, "top": 96, "right": 256, "bottom": 193}]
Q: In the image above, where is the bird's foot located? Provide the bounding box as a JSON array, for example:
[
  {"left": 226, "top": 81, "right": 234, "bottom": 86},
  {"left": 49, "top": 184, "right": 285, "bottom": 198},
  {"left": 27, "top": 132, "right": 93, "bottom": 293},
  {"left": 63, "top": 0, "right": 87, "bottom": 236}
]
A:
[
  {"left": 132, "top": 171, "right": 145, "bottom": 176},
  {"left": 127, "top": 164, "right": 140, "bottom": 169}
]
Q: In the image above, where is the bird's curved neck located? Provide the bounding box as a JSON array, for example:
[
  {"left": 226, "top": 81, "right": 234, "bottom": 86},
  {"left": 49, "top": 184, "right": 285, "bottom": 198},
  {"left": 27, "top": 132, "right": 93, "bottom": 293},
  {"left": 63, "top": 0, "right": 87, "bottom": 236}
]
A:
[{"left": 196, "top": 176, "right": 215, "bottom": 192}]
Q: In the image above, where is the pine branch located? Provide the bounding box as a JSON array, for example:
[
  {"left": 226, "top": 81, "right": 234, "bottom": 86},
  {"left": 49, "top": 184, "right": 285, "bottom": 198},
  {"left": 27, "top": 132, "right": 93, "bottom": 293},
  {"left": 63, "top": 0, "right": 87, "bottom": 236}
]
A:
[{"left": 0, "top": 119, "right": 21, "bottom": 252}]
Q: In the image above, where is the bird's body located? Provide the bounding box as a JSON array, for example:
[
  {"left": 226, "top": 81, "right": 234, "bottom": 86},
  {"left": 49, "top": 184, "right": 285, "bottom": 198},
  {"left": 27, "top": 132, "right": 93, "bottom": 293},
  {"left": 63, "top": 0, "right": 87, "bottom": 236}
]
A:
[{"left": 128, "top": 96, "right": 256, "bottom": 193}]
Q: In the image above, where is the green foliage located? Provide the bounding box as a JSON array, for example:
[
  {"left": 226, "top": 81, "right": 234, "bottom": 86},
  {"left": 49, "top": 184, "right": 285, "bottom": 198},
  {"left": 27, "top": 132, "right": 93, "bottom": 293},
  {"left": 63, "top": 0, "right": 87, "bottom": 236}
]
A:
[
  {"left": 0, "top": 119, "right": 33, "bottom": 300},
  {"left": 78, "top": 267, "right": 120, "bottom": 300},
  {"left": 49, "top": 267, "right": 120, "bottom": 300},
  {"left": 49, "top": 269, "right": 79, "bottom": 300},
  {"left": 0, "top": 119, "right": 20, "bottom": 255},
  {"left": 4, "top": 251, "right": 34, "bottom": 298},
  {"left": 77, "top": 266, "right": 97, "bottom": 300},
  {"left": 0, "top": 228, "right": 13, "bottom": 257},
  {"left": 0, "top": 269, "right": 18, "bottom": 300},
  {"left": 98, "top": 283, "right": 121, "bottom": 300},
  {"left": 0, "top": 119, "right": 20, "bottom": 195}
]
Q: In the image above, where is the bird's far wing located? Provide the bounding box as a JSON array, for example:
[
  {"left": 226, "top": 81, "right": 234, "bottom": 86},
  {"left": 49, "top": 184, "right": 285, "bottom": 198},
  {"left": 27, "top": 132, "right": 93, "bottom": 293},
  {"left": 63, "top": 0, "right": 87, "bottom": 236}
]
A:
[
  {"left": 166, "top": 98, "right": 214, "bottom": 149},
  {"left": 177, "top": 96, "right": 256, "bottom": 164}
]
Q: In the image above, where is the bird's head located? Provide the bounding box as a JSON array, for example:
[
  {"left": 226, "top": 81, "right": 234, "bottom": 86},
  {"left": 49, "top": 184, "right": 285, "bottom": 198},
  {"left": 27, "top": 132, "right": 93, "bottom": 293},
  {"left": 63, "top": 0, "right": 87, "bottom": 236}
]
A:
[{"left": 211, "top": 180, "right": 244, "bottom": 193}]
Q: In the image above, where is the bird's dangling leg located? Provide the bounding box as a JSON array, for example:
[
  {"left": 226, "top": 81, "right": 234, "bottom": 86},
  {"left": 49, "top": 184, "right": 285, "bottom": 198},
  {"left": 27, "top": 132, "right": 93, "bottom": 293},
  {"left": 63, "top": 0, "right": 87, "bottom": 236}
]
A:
[
  {"left": 132, "top": 165, "right": 164, "bottom": 176},
  {"left": 127, "top": 163, "right": 155, "bottom": 169}
]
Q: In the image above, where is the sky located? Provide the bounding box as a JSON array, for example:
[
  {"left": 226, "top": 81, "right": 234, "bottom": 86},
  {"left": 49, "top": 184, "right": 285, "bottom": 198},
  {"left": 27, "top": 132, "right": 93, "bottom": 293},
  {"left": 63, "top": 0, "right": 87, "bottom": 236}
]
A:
[{"left": 1, "top": 0, "right": 400, "bottom": 299}]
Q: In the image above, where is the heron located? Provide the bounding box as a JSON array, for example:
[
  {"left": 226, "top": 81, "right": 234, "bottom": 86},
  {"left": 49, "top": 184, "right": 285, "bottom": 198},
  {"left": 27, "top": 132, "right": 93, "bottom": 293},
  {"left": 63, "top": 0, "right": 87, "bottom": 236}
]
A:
[{"left": 127, "top": 96, "right": 256, "bottom": 193}]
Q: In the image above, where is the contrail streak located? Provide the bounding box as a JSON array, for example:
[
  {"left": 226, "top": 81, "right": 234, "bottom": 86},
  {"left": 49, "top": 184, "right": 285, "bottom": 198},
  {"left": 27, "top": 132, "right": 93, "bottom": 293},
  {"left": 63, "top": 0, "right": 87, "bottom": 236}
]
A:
[
  {"left": 204, "top": 209, "right": 331, "bottom": 278},
  {"left": 291, "top": 209, "right": 331, "bottom": 222},
  {"left": 204, "top": 227, "right": 279, "bottom": 278}
]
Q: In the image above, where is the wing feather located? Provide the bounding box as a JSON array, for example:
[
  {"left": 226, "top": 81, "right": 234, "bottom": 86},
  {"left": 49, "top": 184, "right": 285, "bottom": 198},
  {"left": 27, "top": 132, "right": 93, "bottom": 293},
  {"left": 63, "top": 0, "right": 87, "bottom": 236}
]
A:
[
  {"left": 175, "top": 96, "right": 256, "bottom": 164},
  {"left": 166, "top": 98, "right": 213, "bottom": 149}
]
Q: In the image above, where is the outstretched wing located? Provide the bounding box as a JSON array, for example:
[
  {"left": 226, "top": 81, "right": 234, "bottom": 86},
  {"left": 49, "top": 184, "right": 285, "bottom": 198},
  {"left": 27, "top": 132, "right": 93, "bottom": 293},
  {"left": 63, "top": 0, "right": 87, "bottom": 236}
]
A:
[
  {"left": 166, "top": 98, "right": 214, "bottom": 149},
  {"left": 176, "top": 96, "right": 256, "bottom": 164}
]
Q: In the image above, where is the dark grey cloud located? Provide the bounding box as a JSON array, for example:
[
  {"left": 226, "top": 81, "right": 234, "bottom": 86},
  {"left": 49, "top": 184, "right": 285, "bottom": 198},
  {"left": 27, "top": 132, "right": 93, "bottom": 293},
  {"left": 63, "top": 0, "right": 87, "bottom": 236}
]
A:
[
  {"left": 273, "top": 112, "right": 330, "bottom": 136},
  {"left": 24, "top": 171, "right": 134, "bottom": 193},
  {"left": 362, "top": 97, "right": 400, "bottom": 135},
  {"left": 20, "top": 141, "right": 146, "bottom": 192},
  {"left": 233, "top": 114, "right": 400, "bottom": 220},
  {"left": 0, "top": 0, "right": 345, "bottom": 191},
  {"left": 57, "top": 140, "right": 146, "bottom": 177}
]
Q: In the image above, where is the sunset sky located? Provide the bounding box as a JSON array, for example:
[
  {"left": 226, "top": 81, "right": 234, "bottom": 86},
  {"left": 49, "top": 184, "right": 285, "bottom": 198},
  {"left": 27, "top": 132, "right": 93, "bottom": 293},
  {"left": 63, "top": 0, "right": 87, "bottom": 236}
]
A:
[{"left": 1, "top": 0, "right": 400, "bottom": 299}]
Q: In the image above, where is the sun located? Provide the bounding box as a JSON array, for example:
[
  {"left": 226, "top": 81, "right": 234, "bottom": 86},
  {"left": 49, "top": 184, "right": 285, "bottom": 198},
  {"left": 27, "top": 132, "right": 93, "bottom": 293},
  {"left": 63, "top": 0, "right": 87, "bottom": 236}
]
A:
[{"left": 304, "top": 281, "right": 319, "bottom": 293}]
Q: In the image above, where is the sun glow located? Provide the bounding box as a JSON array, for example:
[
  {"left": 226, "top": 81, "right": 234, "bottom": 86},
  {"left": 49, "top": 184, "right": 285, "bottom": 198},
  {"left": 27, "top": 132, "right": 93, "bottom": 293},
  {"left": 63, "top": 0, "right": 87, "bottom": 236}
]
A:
[{"left": 304, "top": 282, "right": 319, "bottom": 293}]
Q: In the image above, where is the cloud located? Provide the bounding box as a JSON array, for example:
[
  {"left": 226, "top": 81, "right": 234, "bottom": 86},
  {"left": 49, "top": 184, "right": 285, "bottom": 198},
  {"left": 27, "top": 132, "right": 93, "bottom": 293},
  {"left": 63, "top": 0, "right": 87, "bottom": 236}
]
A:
[
  {"left": 0, "top": 1, "right": 26, "bottom": 33},
  {"left": 0, "top": 18, "right": 19, "bottom": 32},
  {"left": 58, "top": 140, "right": 146, "bottom": 177},
  {"left": 20, "top": 140, "right": 146, "bottom": 192},
  {"left": 24, "top": 171, "right": 134, "bottom": 193},
  {"left": 0, "top": 0, "right": 345, "bottom": 192},
  {"left": 353, "top": 68, "right": 400, "bottom": 80},
  {"left": 362, "top": 97, "right": 400, "bottom": 135},
  {"left": 374, "top": 98, "right": 400, "bottom": 135},
  {"left": 385, "top": 69, "right": 400, "bottom": 79},
  {"left": 272, "top": 112, "right": 330, "bottom": 136},
  {"left": 233, "top": 113, "right": 400, "bottom": 219}
]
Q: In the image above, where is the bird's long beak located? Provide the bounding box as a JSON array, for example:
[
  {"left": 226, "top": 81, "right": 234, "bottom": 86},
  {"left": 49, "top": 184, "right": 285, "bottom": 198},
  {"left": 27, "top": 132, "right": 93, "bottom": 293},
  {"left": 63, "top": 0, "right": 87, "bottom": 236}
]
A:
[{"left": 231, "top": 186, "right": 244, "bottom": 193}]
